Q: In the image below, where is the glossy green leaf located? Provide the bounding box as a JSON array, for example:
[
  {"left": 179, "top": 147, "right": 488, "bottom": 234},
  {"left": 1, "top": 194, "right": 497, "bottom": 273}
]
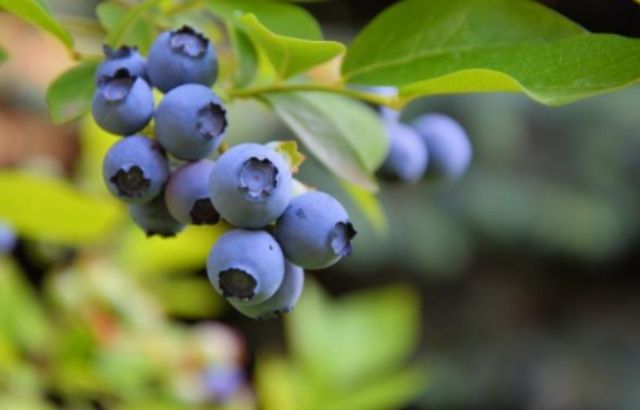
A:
[
  {"left": 46, "top": 61, "right": 97, "bottom": 124},
  {"left": 266, "top": 92, "right": 387, "bottom": 191},
  {"left": 97, "top": 2, "right": 155, "bottom": 53},
  {"left": 0, "top": 0, "right": 73, "bottom": 50},
  {"left": 287, "top": 280, "right": 421, "bottom": 386},
  {"left": 105, "top": 0, "right": 162, "bottom": 48},
  {"left": 240, "top": 14, "right": 344, "bottom": 80},
  {"left": 0, "top": 171, "right": 122, "bottom": 245},
  {"left": 208, "top": 0, "right": 322, "bottom": 39},
  {"left": 342, "top": 0, "right": 640, "bottom": 105}
]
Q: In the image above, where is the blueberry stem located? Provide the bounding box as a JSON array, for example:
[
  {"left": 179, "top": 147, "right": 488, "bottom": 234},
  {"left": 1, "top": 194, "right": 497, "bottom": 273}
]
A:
[
  {"left": 166, "top": 0, "right": 206, "bottom": 15},
  {"left": 228, "top": 83, "right": 402, "bottom": 109}
]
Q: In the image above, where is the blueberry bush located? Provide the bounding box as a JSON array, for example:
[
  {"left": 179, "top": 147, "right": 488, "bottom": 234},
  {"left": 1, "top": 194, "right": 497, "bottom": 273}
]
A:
[{"left": 1, "top": 0, "right": 640, "bottom": 408}]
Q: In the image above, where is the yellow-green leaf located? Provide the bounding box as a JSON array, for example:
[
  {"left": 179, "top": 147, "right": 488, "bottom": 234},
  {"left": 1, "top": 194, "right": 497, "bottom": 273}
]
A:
[
  {"left": 339, "top": 180, "right": 388, "bottom": 235},
  {"left": 240, "top": 13, "right": 344, "bottom": 80},
  {"left": 208, "top": 0, "right": 323, "bottom": 40},
  {"left": 0, "top": 171, "right": 122, "bottom": 245},
  {"left": 117, "top": 224, "right": 230, "bottom": 275},
  {"left": 105, "top": 0, "right": 162, "bottom": 48},
  {"left": 0, "top": 0, "right": 73, "bottom": 50},
  {"left": 46, "top": 61, "right": 98, "bottom": 124}
]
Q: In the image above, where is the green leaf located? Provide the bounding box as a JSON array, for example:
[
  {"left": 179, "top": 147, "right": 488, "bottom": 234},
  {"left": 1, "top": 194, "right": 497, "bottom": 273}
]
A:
[
  {"left": 0, "top": 171, "right": 122, "bottom": 245},
  {"left": 105, "top": 0, "right": 162, "bottom": 48},
  {"left": 256, "top": 355, "right": 305, "bottom": 410},
  {"left": 338, "top": 180, "right": 388, "bottom": 235},
  {"left": 342, "top": 0, "right": 640, "bottom": 105},
  {"left": 148, "top": 277, "right": 224, "bottom": 318},
  {"left": 287, "top": 280, "right": 421, "bottom": 386},
  {"left": 0, "top": 0, "right": 73, "bottom": 50},
  {"left": 239, "top": 14, "right": 344, "bottom": 80},
  {"left": 46, "top": 61, "right": 97, "bottom": 124},
  {"left": 97, "top": 2, "right": 155, "bottom": 53},
  {"left": 117, "top": 224, "right": 230, "bottom": 276},
  {"left": 265, "top": 92, "right": 387, "bottom": 191},
  {"left": 329, "top": 365, "right": 427, "bottom": 410},
  {"left": 0, "top": 46, "right": 6, "bottom": 62},
  {"left": 208, "top": 0, "right": 323, "bottom": 39},
  {"left": 0, "top": 260, "right": 50, "bottom": 352},
  {"left": 228, "top": 24, "right": 259, "bottom": 87}
]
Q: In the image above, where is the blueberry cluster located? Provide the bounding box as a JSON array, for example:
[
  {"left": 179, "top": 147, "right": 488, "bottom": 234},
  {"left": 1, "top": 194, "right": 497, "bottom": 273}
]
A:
[
  {"left": 379, "top": 109, "right": 473, "bottom": 183},
  {"left": 91, "top": 26, "right": 356, "bottom": 319}
]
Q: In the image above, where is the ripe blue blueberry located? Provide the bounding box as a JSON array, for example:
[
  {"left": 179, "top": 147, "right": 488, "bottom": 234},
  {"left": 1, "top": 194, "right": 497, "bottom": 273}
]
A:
[
  {"left": 0, "top": 222, "right": 16, "bottom": 255},
  {"left": 129, "top": 193, "right": 185, "bottom": 237},
  {"left": 379, "top": 121, "right": 429, "bottom": 183},
  {"left": 91, "top": 69, "right": 154, "bottom": 135},
  {"left": 209, "top": 144, "right": 293, "bottom": 229},
  {"left": 155, "top": 84, "right": 227, "bottom": 161},
  {"left": 230, "top": 260, "right": 304, "bottom": 320},
  {"left": 207, "top": 229, "right": 285, "bottom": 304},
  {"left": 165, "top": 159, "right": 220, "bottom": 225},
  {"left": 411, "top": 114, "right": 472, "bottom": 180},
  {"left": 147, "top": 26, "right": 218, "bottom": 93},
  {"left": 95, "top": 45, "right": 146, "bottom": 82},
  {"left": 274, "top": 191, "right": 356, "bottom": 270},
  {"left": 103, "top": 135, "right": 169, "bottom": 204}
]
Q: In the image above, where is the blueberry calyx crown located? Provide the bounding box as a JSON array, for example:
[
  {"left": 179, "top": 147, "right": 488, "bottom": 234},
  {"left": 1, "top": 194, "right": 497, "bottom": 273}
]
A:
[
  {"left": 238, "top": 157, "right": 279, "bottom": 201},
  {"left": 169, "top": 25, "right": 209, "bottom": 58},
  {"left": 219, "top": 268, "right": 257, "bottom": 300},
  {"left": 98, "top": 68, "right": 136, "bottom": 102},
  {"left": 330, "top": 221, "right": 357, "bottom": 257},
  {"left": 110, "top": 165, "right": 151, "bottom": 197},
  {"left": 197, "top": 102, "right": 227, "bottom": 140},
  {"left": 103, "top": 44, "right": 138, "bottom": 59},
  {"left": 190, "top": 198, "right": 220, "bottom": 225}
]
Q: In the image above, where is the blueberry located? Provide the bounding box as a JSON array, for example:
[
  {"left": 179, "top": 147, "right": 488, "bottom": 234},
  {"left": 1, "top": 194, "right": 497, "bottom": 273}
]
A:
[
  {"left": 379, "top": 121, "right": 428, "bottom": 183},
  {"left": 165, "top": 159, "right": 220, "bottom": 225},
  {"left": 274, "top": 191, "right": 356, "bottom": 270},
  {"left": 0, "top": 222, "right": 16, "bottom": 255},
  {"left": 207, "top": 229, "right": 285, "bottom": 304},
  {"left": 230, "top": 260, "right": 304, "bottom": 320},
  {"left": 95, "top": 45, "right": 146, "bottom": 82},
  {"left": 91, "top": 69, "right": 154, "bottom": 135},
  {"left": 411, "top": 114, "right": 472, "bottom": 180},
  {"left": 155, "top": 84, "right": 227, "bottom": 161},
  {"left": 147, "top": 25, "right": 218, "bottom": 93},
  {"left": 129, "top": 193, "right": 185, "bottom": 237},
  {"left": 102, "top": 135, "right": 169, "bottom": 204},
  {"left": 202, "top": 364, "right": 244, "bottom": 403},
  {"left": 370, "top": 86, "right": 401, "bottom": 122},
  {"left": 209, "top": 144, "right": 293, "bottom": 228}
]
